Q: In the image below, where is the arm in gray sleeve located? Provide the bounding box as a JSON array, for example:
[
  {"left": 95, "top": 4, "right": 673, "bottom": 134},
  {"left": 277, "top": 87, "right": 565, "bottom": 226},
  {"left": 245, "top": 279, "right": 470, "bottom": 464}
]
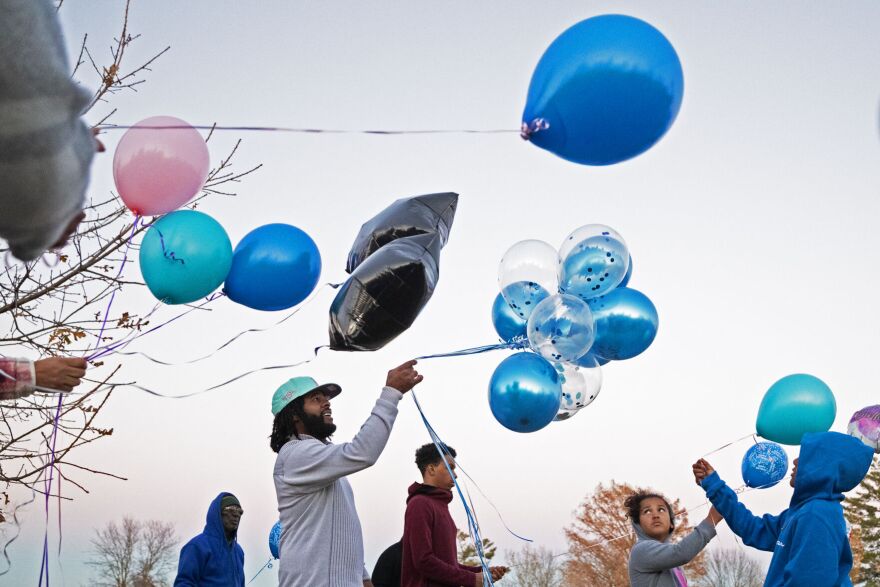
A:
[
  {"left": 277, "top": 387, "right": 403, "bottom": 491},
  {"left": 629, "top": 519, "right": 717, "bottom": 572},
  {"left": 0, "top": 0, "right": 95, "bottom": 261}
]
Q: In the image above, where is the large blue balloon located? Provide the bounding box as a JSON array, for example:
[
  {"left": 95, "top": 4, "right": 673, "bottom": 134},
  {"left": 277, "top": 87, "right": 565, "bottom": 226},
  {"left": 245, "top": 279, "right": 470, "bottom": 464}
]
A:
[
  {"left": 224, "top": 224, "right": 321, "bottom": 311},
  {"left": 756, "top": 374, "right": 836, "bottom": 445},
  {"left": 741, "top": 442, "right": 789, "bottom": 489},
  {"left": 269, "top": 520, "right": 282, "bottom": 559},
  {"left": 522, "top": 14, "right": 684, "bottom": 166},
  {"left": 139, "top": 210, "right": 232, "bottom": 305},
  {"left": 492, "top": 293, "right": 527, "bottom": 342},
  {"left": 489, "top": 352, "right": 562, "bottom": 433},
  {"left": 588, "top": 287, "right": 658, "bottom": 360}
]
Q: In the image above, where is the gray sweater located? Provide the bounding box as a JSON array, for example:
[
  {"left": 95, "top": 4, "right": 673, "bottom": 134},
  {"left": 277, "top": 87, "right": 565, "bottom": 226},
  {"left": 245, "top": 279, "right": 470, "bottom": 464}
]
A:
[
  {"left": 0, "top": 0, "right": 95, "bottom": 261},
  {"left": 628, "top": 518, "right": 717, "bottom": 587},
  {"left": 273, "top": 386, "right": 403, "bottom": 587}
]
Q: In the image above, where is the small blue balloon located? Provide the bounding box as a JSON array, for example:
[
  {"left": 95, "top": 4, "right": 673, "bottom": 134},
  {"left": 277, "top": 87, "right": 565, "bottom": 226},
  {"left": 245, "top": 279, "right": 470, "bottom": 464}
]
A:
[
  {"left": 527, "top": 294, "right": 595, "bottom": 363},
  {"left": 139, "top": 210, "right": 232, "bottom": 305},
  {"left": 269, "top": 521, "right": 282, "bottom": 559},
  {"left": 522, "top": 14, "right": 684, "bottom": 166},
  {"left": 225, "top": 224, "right": 321, "bottom": 311},
  {"left": 756, "top": 374, "right": 837, "bottom": 446},
  {"left": 489, "top": 352, "right": 562, "bottom": 433},
  {"left": 741, "top": 442, "right": 789, "bottom": 489},
  {"left": 618, "top": 255, "right": 634, "bottom": 288},
  {"left": 558, "top": 225, "right": 630, "bottom": 301},
  {"left": 589, "top": 287, "right": 659, "bottom": 360},
  {"left": 492, "top": 293, "right": 527, "bottom": 342}
]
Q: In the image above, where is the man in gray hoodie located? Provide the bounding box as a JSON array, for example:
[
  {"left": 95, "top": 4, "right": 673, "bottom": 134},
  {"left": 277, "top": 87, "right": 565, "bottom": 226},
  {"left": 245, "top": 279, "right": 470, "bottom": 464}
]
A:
[
  {"left": 626, "top": 491, "right": 722, "bottom": 587},
  {"left": 270, "top": 360, "right": 423, "bottom": 587}
]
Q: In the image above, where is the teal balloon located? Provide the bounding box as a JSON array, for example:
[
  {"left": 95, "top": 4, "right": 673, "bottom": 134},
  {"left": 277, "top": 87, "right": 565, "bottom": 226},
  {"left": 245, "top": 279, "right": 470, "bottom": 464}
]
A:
[
  {"left": 492, "top": 293, "right": 527, "bottom": 342},
  {"left": 489, "top": 352, "right": 562, "bottom": 433},
  {"left": 588, "top": 287, "right": 658, "bottom": 360},
  {"left": 139, "top": 210, "right": 232, "bottom": 304},
  {"left": 756, "top": 374, "right": 837, "bottom": 445}
]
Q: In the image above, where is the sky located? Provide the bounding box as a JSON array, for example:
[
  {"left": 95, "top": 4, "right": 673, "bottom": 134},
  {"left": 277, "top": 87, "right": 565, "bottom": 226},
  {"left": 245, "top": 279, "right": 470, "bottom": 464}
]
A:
[{"left": 4, "top": 0, "right": 880, "bottom": 584}]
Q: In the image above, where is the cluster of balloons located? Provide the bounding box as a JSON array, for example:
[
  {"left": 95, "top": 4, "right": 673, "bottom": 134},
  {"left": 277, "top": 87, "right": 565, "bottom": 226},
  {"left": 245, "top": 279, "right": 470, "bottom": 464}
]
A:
[
  {"left": 522, "top": 14, "right": 684, "bottom": 166},
  {"left": 329, "top": 192, "right": 458, "bottom": 351},
  {"left": 118, "top": 117, "right": 322, "bottom": 310},
  {"left": 489, "top": 225, "right": 658, "bottom": 433}
]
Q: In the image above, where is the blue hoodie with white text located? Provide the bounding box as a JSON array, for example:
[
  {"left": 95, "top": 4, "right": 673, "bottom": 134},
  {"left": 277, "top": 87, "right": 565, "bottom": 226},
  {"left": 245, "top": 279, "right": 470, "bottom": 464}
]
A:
[
  {"left": 701, "top": 431, "right": 873, "bottom": 587},
  {"left": 174, "top": 492, "right": 245, "bottom": 587}
]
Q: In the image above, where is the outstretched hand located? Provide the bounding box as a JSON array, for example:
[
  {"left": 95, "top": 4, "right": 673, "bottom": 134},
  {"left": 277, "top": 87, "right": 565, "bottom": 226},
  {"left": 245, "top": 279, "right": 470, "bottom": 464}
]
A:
[
  {"left": 34, "top": 357, "right": 87, "bottom": 392},
  {"left": 692, "top": 458, "right": 715, "bottom": 486},
  {"left": 386, "top": 360, "right": 423, "bottom": 393}
]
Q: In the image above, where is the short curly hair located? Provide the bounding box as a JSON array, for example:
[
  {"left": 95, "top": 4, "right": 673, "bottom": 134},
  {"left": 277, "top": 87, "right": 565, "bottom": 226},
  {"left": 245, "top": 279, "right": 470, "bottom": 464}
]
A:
[
  {"left": 624, "top": 491, "right": 676, "bottom": 531},
  {"left": 415, "top": 443, "right": 457, "bottom": 475}
]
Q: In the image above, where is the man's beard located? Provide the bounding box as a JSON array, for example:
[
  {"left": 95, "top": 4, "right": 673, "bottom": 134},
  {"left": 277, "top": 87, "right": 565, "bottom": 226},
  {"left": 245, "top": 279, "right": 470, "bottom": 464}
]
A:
[{"left": 300, "top": 412, "right": 336, "bottom": 441}]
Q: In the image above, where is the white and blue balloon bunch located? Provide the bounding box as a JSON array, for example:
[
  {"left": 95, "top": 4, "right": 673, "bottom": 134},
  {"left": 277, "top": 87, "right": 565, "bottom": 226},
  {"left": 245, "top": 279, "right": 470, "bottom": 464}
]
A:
[{"left": 489, "top": 225, "right": 658, "bottom": 433}]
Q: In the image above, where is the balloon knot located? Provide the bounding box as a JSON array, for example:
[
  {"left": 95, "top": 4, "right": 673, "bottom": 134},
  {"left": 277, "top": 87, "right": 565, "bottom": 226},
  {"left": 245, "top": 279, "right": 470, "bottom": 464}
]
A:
[{"left": 520, "top": 118, "right": 549, "bottom": 141}]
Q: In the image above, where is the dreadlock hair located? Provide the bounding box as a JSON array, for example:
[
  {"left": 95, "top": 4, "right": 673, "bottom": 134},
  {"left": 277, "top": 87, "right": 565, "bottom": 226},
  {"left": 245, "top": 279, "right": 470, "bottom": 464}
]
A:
[
  {"left": 415, "top": 442, "right": 457, "bottom": 475},
  {"left": 623, "top": 491, "right": 676, "bottom": 531},
  {"left": 270, "top": 396, "right": 307, "bottom": 453}
]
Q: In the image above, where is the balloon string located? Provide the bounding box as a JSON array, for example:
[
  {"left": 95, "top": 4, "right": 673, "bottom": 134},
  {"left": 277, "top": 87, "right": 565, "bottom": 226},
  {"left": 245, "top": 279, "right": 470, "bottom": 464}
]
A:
[
  {"left": 106, "top": 282, "right": 340, "bottom": 366},
  {"left": 246, "top": 558, "right": 273, "bottom": 585},
  {"left": 98, "top": 124, "right": 520, "bottom": 135},
  {"left": 700, "top": 433, "right": 757, "bottom": 458},
  {"left": 416, "top": 336, "right": 529, "bottom": 360}
]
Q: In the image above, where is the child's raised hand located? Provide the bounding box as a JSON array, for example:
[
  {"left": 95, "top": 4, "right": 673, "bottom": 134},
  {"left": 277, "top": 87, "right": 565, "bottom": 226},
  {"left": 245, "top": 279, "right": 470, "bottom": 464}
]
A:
[{"left": 692, "top": 459, "right": 715, "bottom": 486}]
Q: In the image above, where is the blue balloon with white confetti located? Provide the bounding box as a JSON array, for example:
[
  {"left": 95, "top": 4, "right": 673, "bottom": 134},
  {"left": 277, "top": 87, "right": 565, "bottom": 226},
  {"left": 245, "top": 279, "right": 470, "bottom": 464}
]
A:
[
  {"left": 741, "top": 442, "right": 789, "bottom": 489},
  {"left": 269, "top": 521, "right": 282, "bottom": 559}
]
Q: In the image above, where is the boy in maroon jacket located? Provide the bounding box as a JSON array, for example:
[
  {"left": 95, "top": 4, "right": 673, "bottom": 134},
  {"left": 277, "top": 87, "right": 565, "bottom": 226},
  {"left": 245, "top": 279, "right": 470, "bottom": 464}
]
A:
[{"left": 401, "top": 444, "right": 508, "bottom": 587}]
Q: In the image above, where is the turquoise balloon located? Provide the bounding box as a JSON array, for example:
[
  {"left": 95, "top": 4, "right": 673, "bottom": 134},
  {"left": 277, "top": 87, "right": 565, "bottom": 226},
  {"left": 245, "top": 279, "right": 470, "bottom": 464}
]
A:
[
  {"left": 139, "top": 210, "right": 232, "bottom": 304},
  {"left": 756, "top": 374, "right": 837, "bottom": 446}
]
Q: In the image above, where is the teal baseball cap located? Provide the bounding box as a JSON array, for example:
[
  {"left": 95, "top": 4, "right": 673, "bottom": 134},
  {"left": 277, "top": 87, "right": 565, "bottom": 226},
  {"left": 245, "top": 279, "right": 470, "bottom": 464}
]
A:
[{"left": 271, "top": 376, "right": 341, "bottom": 415}]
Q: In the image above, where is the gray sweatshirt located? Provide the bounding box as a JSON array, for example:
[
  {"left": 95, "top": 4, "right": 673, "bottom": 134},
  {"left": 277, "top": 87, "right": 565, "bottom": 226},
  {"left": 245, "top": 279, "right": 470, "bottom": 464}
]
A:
[
  {"left": 273, "top": 386, "right": 403, "bottom": 587},
  {"left": 628, "top": 518, "right": 717, "bottom": 587},
  {"left": 0, "top": 0, "right": 95, "bottom": 261}
]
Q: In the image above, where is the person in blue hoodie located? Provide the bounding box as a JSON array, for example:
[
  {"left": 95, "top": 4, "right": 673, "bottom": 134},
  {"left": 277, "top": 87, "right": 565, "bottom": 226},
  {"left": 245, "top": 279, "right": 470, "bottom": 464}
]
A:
[
  {"left": 174, "top": 492, "right": 245, "bottom": 587},
  {"left": 693, "top": 431, "right": 874, "bottom": 587}
]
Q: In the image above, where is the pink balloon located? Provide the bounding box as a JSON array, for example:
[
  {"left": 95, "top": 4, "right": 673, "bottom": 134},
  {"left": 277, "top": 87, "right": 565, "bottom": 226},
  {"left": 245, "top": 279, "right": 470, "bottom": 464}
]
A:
[{"left": 113, "top": 116, "right": 210, "bottom": 215}]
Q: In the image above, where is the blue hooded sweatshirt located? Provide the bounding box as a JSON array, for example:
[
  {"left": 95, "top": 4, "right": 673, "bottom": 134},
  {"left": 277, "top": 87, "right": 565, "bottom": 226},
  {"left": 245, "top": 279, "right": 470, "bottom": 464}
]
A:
[
  {"left": 174, "top": 492, "right": 245, "bottom": 587},
  {"left": 701, "top": 431, "right": 873, "bottom": 587}
]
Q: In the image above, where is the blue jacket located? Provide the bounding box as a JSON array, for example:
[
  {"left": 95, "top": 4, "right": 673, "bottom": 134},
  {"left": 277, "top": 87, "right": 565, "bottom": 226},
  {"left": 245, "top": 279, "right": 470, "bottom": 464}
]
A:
[
  {"left": 701, "top": 431, "right": 873, "bottom": 587},
  {"left": 174, "top": 492, "right": 245, "bottom": 587}
]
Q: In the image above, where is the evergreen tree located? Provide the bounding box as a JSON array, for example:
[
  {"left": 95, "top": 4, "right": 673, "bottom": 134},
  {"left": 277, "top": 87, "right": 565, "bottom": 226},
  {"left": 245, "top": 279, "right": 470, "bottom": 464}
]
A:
[{"left": 845, "top": 456, "right": 880, "bottom": 584}]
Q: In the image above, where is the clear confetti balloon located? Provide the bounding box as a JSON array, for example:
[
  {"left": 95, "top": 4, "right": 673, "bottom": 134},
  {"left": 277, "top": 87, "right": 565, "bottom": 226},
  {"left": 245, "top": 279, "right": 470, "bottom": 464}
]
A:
[
  {"left": 741, "top": 442, "right": 789, "bottom": 489},
  {"left": 498, "top": 240, "right": 558, "bottom": 321},
  {"left": 558, "top": 224, "right": 629, "bottom": 301},
  {"left": 553, "top": 358, "right": 603, "bottom": 421},
  {"left": 527, "top": 294, "right": 595, "bottom": 363},
  {"left": 848, "top": 405, "right": 880, "bottom": 453}
]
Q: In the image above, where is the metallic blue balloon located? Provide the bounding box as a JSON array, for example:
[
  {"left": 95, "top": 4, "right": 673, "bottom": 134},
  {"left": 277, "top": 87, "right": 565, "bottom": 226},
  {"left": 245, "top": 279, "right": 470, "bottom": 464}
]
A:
[
  {"left": 269, "top": 520, "right": 282, "bottom": 559},
  {"left": 741, "top": 442, "right": 789, "bottom": 489},
  {"left": 522, "top": 14, "right": 684, "bottom": 166},
  {"left": 619, "top": 255, "right": 633, "bottom": 288},
  {"left": 225, "top": 224, "right": 321, "bottom": 311},
  {"left": 756, "top": 374, "right": 836, "bottom": 445},
  {"left": 527, "top": 294, "right": 595, "bottom": 363},
  {"left": 588, "top": 287, "right": 659, "bottom": 360},
  {"left": 139, "top": 210, "right": 232, "bottom": 305},
  {"left": 489, "top": 352, "right": 562, "bottom": 433},
  {"left": 492, "top": 292, "right": 527, "bottom": 342}
]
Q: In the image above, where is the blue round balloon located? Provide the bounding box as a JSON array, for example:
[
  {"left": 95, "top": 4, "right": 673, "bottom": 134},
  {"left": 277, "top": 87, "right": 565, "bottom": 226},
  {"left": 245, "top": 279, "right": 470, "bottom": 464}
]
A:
[
  {"left": 269, "top": 521, "right": 282, "bottom": 559},
  {"left": 224, "top": 224, "right": 321, "bottom": 311},
  {"left": 522, "top": 14, "right": 684, "bottom": 166},
  {"left": 741, "top": 442, "right": 789, "bottom": 489},
  {"left": 588, "top": 287, "right": 658, "bottom": 360},
  {"left": 489, "top": 352, "right": 562, "bottom": 433},
  {"left": 756, "top": 374, "right": 837, "bottom": 445},
  {"left": 618, "top": 255, "right": 634, "bottom": 288},
  {"left": 492, "top": 292, "right": 527, "bottom": 342},
  {"left": 139, "top": 210, "right": 232, "bottom": 305},
  {"left": 558, "top": 225, "right": 630, "bottom": 301},
  {"left": 527, "top": 294, "right": 595, "bottom": 363}
]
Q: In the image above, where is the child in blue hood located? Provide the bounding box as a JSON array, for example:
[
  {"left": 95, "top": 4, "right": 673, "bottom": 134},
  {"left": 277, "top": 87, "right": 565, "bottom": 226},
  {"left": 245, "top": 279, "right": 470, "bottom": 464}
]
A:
[
  {"left": 693, "top": 431, "right": 874, "bottom": 587},
  {"left": 174, "top": 492, "right": 245, "bottom": 587}
]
